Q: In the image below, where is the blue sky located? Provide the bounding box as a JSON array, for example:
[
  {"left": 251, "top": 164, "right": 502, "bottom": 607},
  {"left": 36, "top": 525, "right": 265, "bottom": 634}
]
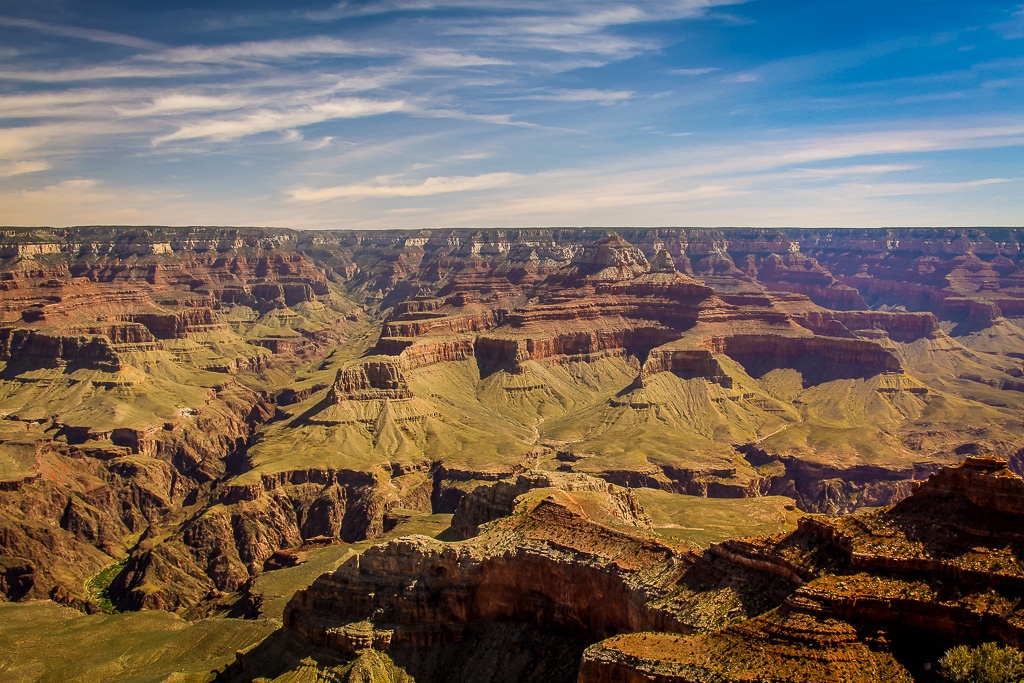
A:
[{"left": 0, "top": 0, "right": 1022, "bottom": 228}]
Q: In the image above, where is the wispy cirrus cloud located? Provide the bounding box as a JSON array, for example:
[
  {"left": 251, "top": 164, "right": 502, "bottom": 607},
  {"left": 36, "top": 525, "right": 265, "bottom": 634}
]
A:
[
  {"left": 0, "top": 63, "right": 220, "bottom": 82},
  {"left": 847, "top": 177, "right": 1012, "bottom": 197},
  {"left": 724, "top": 72, "right": 760, "bottom": 83},
  {"left": 276, "top": 117, "right": 1024, "bottom": 228},
  {"left": 499, "top": 89, "right": 634, "bottom": 105},
  {"left": 0, "top": 160, "right": 50, "bottom": 178},
  {"left": 0, "top": 16, "right": 162, "bottom": 50},
  {"left": 306, "top": 0, "right": 742, "bottom": 25},
  {"left": 145, "top": 36, "right": 388, "bottom": 64},
  {"left": 784, "top": 164, "right": 920, "bottom": 179},
  {"left": 1, "top": 0, "right": 1021, "bottom": 229},
  {"left": 671, "top": 67, "right": 719, "bottom": 76},
  {"left": 117, "top": 93, "right": 254, "bottom": 117},
  {"left": 290, "top": 171, "right": 522, "bottom": 201},
  {"left": 994, "top": 4, "right": 1024, "bottom": 39},
  {"left": 412, "top": 50, "right": 508, "bottom": 68},
  {"left": 0, "top": 88, "right": 133, "bottom": 118},
  {"left": 153, "top": 98, "right": 410, "bottom": 144}
]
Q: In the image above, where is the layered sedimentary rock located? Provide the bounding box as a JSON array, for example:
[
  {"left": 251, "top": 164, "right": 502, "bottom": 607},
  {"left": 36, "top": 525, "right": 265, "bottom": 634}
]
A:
[
  {"left": 330, "top": 360, "right": 414, "bottom": 402},
  {"left": 447, "top": 470, "right": 651, "bottom": 540},
  {"left": 0, "top": 381, "right": 276, "bottom": 609},
  {"left": 0, "top": 228, "right": 367, "bottom": 609},
  {"left": 273, "top": 458, "right": 1024, "bottom": 683},
  {"left": 578, "top": 456, "right": 1024, "bottom": 682},
  {"left": 279, "top": 473, "right": 795, "bottom": 682}
]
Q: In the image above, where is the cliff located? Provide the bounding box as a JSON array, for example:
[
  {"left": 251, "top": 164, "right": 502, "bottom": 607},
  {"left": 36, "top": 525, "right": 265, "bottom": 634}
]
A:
[
  {"left": 277, "top": 479, "right": 791, "bottom": 683},
  {"left": 243, "top": 458, "right": 1024, "bottom": 682},
  {"left": 578, "top": 456, "right": 1024, "bottom": 682}
]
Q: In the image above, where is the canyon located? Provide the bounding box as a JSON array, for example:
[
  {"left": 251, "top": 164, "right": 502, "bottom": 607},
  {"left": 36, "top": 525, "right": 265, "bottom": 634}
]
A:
[{"left": 0, "top": 226, "right": 1023, "bottom": 681}]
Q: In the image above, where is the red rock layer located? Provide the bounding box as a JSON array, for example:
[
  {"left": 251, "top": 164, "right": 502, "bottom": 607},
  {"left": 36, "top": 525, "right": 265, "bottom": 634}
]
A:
[{"left": 277, "top": 458, "right": 1024, "bottom": 682}]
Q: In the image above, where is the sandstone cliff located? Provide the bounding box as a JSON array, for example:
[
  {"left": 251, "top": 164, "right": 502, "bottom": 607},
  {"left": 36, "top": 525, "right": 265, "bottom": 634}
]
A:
[{"left": 259, "top": 457, "right": 1024, "bottom": 683}]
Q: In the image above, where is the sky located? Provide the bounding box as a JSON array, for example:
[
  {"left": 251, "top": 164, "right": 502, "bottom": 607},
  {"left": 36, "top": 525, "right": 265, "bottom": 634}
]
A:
[{"left": 0, "top": 0, "right": 1022, "bottom": 229}]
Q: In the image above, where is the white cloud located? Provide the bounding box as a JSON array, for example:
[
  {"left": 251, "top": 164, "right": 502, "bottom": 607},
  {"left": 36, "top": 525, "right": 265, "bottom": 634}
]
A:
[
  {"left": 308, "top": 0, "right": 740, "bottom": 25},
  {"left": 118, "top": 93, "right": 254, "bottom": 117},
  {"left": 671, "top": 68, "right": 719, "bottom": 76},
  {"left": 414, "top": 108, "right": 540, "bottom": 128},
  {"left": 649, "top": 123, "right": 1024, "bottom": 181},
  {"left": 0, "top": 160, "right": 50, "bottom": 177},
  {"left": 0, "top": 126, "right": 59, "bottom": 157},
  {"left": 0, "top": 16, "right": 162, "bottom": 50},
  {"left": 1, "top": 0, "right": 1019, "bottom": 230},
  {"left": 783, "top": 164, "right": 920, "bottom": 179},
  {"left": 847, "top": 178, "right": 1013, "bottom": 197},
  {"left": 724, "top": 72, "right": 760, "bottom": 83},
  {"left": 289, "top": 172, "right": 523, "bottom": 201},
  {"left": 276, "top": 119, "right": 1024, "bottom": 228},
  {"left": 994, "top": 5, "right": 1024, "bottom": 39},
  {"left": 0, "top": 64, "right": 218, "bottom": 82},
  {"left": 0, "top": 89, "right": 131, "bottom": 118},
  {"left": 153, "top": 98, "right": 410, "bottom": 144},
  {"left": 413, "top": 50, "right": 508, "bottom": 67},
  {"left": 505, "top": 89, "right": 635, "bottom": 105},
  {"left": 147, "top": 37, "right": 388, "bottom": 64}
]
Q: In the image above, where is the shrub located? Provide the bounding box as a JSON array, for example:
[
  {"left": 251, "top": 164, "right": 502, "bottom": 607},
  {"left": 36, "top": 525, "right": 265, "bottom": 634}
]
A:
[{"left": 940, "top": 642, "right": 1024, "bottom": 683}]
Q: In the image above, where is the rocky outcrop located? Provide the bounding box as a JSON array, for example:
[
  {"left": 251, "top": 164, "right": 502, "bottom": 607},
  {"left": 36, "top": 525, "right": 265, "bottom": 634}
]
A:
[
  {"left": 0, "top": 381, "right": 276, "bottom": 609},
  {"left": 577, "top": 613, "right": 912, "bottom": 683},
  {"left": 286, "top": 495, "right": 700, "bottom": 654},
  {"left": 578, "top": 457, "right": 1024, "bottom": 681},
  {"left": 789, "top": 307, "right": 939, "bottom": 342},
  {"left": 273, "top": 458, "right": 1024, "bottom": 682},
  {"left": 704, "top": 333, "right": 903, "bottom": 381},
  {"left": 447, "top": 470, "right": 651, "bottom": 540},
  {"left": 908, "top": 454, "right": 1024, "bottom": 513},
  {"left": 640, "top": 348, "right": 731, "bottom": 387},
  {"left": 0, "top": 328, "right": 122, "bottom": 370},
  {"left": 279, "top": 484, "right": 796, "bottom": 681},
  {"left": 0, "top": 556, "right": 35, "bottom": 601},
  {"left": 329, "top": 360, "right": 414, "bottom": 402},
  {"left": 122, "top": 307, "right": 218, "bottom": 338}
]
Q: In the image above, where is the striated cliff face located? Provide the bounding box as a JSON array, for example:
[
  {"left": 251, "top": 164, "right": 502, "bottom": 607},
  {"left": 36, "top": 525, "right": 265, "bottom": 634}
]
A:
[
  {"left": 280, "top": 476, "right": 794, "bottom": 682},
  {"left": 0, "top": 328, "right": 123, "bottom": 370},
  {"left": 577, "top": 456, "right": 1024, "bottom": 682},
  {"left": 266, "top": 458, "right": 1024, "bottom": 682},
  {"left": 702, "top": 333, "right": 903, "bottom": 380},
  {"left": 447, "top": 470, "right": 651, "bottom": 540},
  {"left": 330, "top": 360, "right": 415, "bottom": 402},
  {"left": 0, "top": 228, "right": 370, "bottom": 610},
  {"left": 287, "top": 511, "right": 686, "bottom": 653}
]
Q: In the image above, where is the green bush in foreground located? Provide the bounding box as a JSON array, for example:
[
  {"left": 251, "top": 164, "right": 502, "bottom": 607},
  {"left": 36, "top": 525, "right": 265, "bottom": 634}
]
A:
[{"left": 940, "top": 642, "right": 1024, "bottom": 683}]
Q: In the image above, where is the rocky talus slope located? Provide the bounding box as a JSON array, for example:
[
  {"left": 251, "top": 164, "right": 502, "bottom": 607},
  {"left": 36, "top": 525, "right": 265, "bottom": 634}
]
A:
[
  {"left": 244, "top": 457, "right": 1024, "bottom": 682},
  {"left": 0, "top": 227, "right": 1023, "bottom": 614}
]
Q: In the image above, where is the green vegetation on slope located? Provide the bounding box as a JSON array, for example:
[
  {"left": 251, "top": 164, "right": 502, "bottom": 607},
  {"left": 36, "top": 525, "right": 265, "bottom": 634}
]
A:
[
  {"left": 635, "top": 489, "right": 801, "bottom": 548},
  {"left": 0, "top": 602, "right": 276, "bottom": 683}
]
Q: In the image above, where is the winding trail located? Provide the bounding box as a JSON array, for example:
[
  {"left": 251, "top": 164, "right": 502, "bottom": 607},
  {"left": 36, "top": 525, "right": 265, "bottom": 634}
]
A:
[{"left": 754, "top": 423, "right": 794, "bottom": 445}]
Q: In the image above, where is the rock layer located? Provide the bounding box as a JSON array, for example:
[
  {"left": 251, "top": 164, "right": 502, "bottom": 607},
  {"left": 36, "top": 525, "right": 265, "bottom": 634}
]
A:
[{"left": 273, "top": 458, "right": 1024, "bottom": 682}]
